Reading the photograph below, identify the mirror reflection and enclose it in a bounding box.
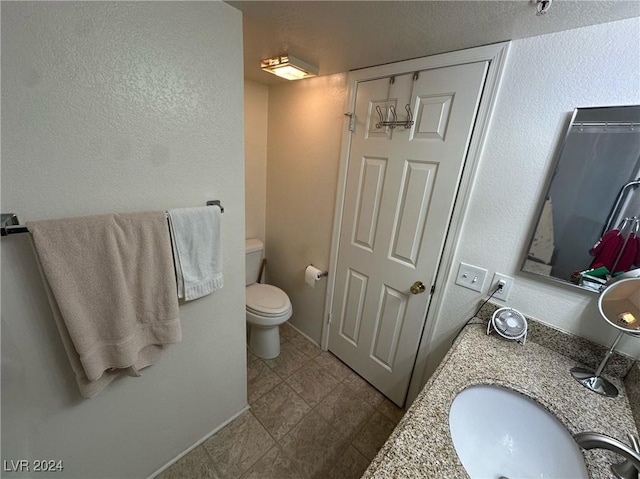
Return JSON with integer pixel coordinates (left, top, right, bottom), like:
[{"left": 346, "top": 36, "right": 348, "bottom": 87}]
[{"left": 523, "top": 105, "right": 640, "bottom": 291}]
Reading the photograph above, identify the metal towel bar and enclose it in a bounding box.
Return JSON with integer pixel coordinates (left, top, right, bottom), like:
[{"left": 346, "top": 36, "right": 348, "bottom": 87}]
[{"left": 1, "top": 200, "right": 224, "bottom": 237}]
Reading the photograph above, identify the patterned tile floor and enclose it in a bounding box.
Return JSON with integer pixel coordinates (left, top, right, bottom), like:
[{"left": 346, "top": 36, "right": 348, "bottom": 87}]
[{"left": 158, "top": 323, "right": 405, "bottom": 479}]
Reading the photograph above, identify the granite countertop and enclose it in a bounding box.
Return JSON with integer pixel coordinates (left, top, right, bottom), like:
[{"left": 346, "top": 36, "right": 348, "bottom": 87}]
[{"left": 362, "top": 324, "right": 638, "bottom": 478}]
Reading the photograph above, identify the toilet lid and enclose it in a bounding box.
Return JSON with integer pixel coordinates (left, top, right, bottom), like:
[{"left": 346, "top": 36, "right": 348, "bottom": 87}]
[{"left": 246, "top": 283, "right": 291, "bottom": 316}]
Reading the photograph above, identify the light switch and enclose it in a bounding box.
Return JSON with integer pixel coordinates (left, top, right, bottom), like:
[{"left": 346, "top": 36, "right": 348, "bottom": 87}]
[{"left": 455, "top": 262, "right": 488, "bottom": 293}]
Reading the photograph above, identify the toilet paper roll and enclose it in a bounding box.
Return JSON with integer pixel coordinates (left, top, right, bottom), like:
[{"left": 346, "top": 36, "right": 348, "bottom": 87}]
[{"left": 305, "top": 265, "right": 324, "bottom": 288}]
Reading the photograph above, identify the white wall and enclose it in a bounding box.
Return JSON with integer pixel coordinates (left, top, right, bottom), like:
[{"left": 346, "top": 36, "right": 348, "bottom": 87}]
[
  {"left": 244, "top": 80, "right": 269, "bottom": 242},
  {"left": 1, "top": 3, "right": 247, "bottom": 478},
  {"left": 265, "top": 74, "right": 347, "bottom": 342},
  {"left": 420, "top": 17, "right": 640, "bottom": 383}
]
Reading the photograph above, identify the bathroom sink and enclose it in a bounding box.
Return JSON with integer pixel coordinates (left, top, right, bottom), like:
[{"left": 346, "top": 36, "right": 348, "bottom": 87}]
[{"left": 449, "top": 385, "right": 588, "bottom": 479}]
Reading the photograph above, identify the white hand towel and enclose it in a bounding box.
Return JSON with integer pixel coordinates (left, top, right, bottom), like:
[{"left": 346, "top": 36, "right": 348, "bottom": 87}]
[{"left": 168, "top": 206, "right": 223, "bottom": 300}]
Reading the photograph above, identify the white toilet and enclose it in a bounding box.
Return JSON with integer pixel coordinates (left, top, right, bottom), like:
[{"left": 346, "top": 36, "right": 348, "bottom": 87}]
[{"left": 245, "top": 238, "right": 292, "bottom": 359}]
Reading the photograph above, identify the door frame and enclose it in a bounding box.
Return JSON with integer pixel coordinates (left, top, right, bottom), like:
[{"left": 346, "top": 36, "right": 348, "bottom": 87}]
[{"left": 321, "top": 42, "right": 511, "bottom": 405}]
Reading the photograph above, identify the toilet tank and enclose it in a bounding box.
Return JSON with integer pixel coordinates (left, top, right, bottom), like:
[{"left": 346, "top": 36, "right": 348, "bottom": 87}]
[{"left": 245, "top": 238, "right": 264, "bottom": 286}]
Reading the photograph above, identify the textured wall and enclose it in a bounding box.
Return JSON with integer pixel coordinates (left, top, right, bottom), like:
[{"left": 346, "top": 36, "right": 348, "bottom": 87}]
[
  {"left": 419, "top": 17, "right": 640, "bottom": 385},
  {"left": 244, "top": 80, "right": 269, "bottom": 242},
  {"left": 265, "top": 73, "right": 347, "bottom": 342},
  {"left": 1, "top": 2, "right": 246, "bottom": 477}
]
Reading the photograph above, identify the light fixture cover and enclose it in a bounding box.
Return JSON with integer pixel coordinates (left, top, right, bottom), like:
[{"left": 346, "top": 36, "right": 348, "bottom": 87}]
[{"left": 261, "top": 54, "right": 318, "bottom": 80}]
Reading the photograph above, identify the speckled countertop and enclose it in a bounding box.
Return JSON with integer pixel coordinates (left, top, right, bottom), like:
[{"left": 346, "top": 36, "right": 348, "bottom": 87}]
[{"left": 362, "top": 324, "right": 638, "bottom": 478}]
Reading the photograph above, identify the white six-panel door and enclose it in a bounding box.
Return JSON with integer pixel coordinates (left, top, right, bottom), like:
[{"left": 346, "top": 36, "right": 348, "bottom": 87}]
[{"left": 328, "top": 61, "right": 488, "bottom": 406}]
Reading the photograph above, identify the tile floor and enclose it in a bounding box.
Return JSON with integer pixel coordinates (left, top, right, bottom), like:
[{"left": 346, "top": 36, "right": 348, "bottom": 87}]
[{"left": 158, "top": 323, "right": 405, "bottom": 479}]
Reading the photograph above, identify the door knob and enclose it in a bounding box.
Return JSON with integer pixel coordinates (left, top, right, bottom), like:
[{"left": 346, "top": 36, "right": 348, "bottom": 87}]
[{"left": 410, "top": 281, "right": 426, "bottom": 294}]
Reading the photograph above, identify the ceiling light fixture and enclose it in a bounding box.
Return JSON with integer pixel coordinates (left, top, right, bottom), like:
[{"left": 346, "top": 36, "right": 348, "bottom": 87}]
[{"left": 260, "top": 54, "right": 318, "bottom": 80}]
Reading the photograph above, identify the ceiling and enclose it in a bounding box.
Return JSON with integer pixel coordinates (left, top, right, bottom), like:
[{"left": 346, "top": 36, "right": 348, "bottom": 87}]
[{"left": 226, "top": 1, "right": 640, "bottom": 85}]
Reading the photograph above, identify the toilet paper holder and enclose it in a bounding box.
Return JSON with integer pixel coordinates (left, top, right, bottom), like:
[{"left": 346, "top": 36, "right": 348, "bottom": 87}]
[
  {"left": 305, "top": 265, "right": 328, "bottom": 288},
  {"left": 308, "top": 264, "right": 328, "bottom": 278}
]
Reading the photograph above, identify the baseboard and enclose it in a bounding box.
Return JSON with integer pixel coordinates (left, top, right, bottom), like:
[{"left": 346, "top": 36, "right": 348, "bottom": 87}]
[
  {"left": 288, "top": 322, "right": 322, "bottom": 348},
  {"left": 147, "top": 404, "right": 250, "bottom": 478}
]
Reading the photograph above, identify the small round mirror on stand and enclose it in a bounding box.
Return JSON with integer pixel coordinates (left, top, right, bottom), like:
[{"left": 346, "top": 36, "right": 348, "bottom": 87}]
[{"left": 571, "top": 277, "right": 640, "bottom": 397}]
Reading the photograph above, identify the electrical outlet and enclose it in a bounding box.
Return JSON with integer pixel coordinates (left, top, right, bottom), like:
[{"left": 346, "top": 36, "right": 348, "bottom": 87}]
[
  {"left": 492, "top": 273, "right": 514, "bottom": 301},
  {"left": 455, "top": 262, "right": 488, "bottom": 293}
]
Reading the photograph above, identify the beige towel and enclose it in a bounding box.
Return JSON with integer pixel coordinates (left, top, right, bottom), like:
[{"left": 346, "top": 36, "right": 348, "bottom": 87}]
[{"left": 28, "top": 212, "right": 181, "bottom": 398}]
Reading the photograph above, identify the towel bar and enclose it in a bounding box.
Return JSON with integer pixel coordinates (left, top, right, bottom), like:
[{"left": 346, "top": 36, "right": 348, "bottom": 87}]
[
  {"left": 206, "top": 200, "right": 224, "bottom": 213},
  {"left": 0, "top": 200, "right": 224, "bottom": 236},
  {"left": 1, "top": 213, "right": 28, "bottom": 236}
]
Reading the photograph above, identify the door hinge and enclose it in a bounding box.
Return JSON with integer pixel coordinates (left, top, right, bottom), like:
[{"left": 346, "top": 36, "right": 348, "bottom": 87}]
[
  {"left": 327, "top": 313, "right": 333, "bottom": 324},
  {"left": 430, "top": 284, "right": 436, "bottom": 295},
  {"left": 344, "top": 112, "right": 356, "bottom": 132}
]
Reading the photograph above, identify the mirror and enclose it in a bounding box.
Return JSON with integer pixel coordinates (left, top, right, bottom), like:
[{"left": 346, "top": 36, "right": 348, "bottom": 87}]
[{"left": 523, "top": 105, "right": 640, "bottom": 292}]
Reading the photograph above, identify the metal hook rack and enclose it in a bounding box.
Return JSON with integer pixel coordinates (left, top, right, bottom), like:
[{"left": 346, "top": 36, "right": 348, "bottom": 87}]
[
  {"left": 375, "top": 104, "right": 414, "bottom": 130},
  {"left": 374, "top": 71, "right": 419, "bottom": 131}
]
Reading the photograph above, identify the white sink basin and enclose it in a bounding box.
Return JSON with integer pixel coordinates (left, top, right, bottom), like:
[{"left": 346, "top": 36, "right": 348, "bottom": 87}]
[{"left": 449, "top": 385, "right": 588, "bottom": 479}]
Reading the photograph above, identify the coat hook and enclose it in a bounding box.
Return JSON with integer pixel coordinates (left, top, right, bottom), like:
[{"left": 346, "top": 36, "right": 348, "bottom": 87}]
[
  {"left": 390, "top": 105, "right": 398, "bottom": 126},
  {"left": 536, "top": 0, "right": 552, "bottom": 15},
  {"left": 375, "top": 105, "right": 386, "bottom": 129},
  {"left": 404, "top": 104, "right": 414, "bottom": 129}
]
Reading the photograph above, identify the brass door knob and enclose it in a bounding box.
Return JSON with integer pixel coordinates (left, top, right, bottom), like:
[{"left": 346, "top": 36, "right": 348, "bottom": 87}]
[{"left": 410, "top": 281, "right": 426, "bottom": 294}]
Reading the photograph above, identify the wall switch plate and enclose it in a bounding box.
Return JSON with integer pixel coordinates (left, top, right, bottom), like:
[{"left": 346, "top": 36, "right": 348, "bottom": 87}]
[
  {"left": 455, "top": 262, "right": 488, "bottom": 293},
  {"left": 492, "top": 272, "right": 514, "bottom": 301}
]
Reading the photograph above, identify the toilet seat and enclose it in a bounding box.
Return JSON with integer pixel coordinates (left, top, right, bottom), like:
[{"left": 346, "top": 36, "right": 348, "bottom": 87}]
[{"left": 246, "top": 283, "right": 291, "bottom": 316}]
